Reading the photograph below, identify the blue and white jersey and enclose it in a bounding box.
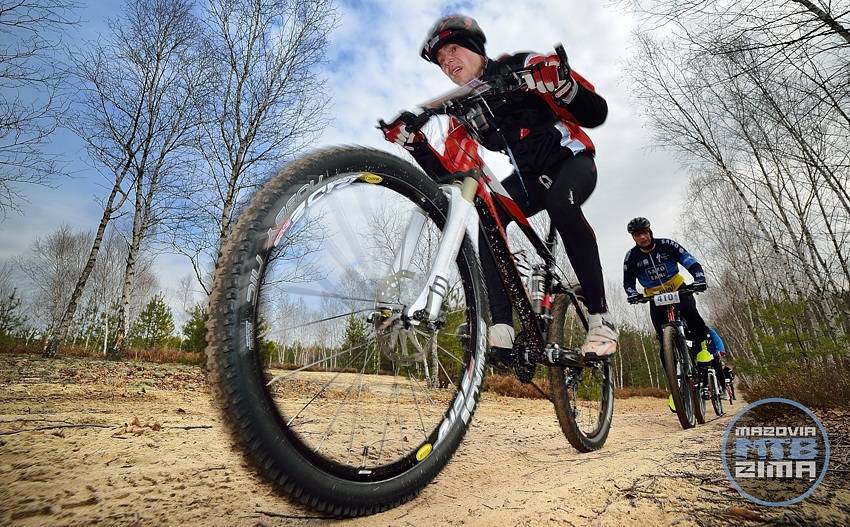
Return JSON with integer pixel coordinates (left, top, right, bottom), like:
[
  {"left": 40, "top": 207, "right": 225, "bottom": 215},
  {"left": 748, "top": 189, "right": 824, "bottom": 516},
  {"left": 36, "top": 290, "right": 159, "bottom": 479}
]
[{"left": 623, "top": 238, "right": 705, "bottom": 296}]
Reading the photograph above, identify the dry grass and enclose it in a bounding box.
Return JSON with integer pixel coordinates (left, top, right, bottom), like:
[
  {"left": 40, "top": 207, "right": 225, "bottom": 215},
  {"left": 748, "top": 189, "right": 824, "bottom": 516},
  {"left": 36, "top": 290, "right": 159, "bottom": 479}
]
[
  {"left": 742, "top": 358, "right": 850, "bottom": 409},
  {"left": 1, "top": 341, "right": 669, "bottom": 400},
  {"left": 484, "top": 373, "right": 552, "bottom": 399},
  {"left": 614, "top": 386, "right": 668, "bottom": 399},
  {"left": 0, "top": 341, "right": 205, "bottom": 366}
]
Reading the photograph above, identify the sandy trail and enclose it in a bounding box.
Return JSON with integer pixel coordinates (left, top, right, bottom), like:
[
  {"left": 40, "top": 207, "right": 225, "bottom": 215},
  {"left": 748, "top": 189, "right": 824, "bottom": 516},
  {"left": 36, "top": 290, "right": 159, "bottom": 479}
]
[{"left": 1, "top": 354, "right": 847, "bottom": 526}]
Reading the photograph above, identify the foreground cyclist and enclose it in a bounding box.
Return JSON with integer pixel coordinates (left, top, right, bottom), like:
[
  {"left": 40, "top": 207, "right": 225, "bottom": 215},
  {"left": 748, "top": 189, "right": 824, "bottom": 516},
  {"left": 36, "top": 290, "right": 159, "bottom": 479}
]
[{"left": 382, "top": 14, "right": 618, "bottom": 357}]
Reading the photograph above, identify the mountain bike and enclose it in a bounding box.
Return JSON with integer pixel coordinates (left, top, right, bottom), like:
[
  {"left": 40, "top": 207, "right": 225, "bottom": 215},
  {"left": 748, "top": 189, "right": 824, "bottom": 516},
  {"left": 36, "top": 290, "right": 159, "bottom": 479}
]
[
  {"left": 206, "top": 46, "right": 614, "bottom": 517},
  {"left": 694, "top": 349, "right": 724, "bottom": 417},
  {"left": 631, "top": 284, "right": 706, "bottom": 429}
]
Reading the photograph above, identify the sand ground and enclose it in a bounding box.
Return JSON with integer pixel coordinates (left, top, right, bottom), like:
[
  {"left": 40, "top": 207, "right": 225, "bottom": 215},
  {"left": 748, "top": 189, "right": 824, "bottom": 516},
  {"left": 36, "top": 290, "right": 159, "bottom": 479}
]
[{"left": 1, "top": 354, "right": 847, "bottom": 526}]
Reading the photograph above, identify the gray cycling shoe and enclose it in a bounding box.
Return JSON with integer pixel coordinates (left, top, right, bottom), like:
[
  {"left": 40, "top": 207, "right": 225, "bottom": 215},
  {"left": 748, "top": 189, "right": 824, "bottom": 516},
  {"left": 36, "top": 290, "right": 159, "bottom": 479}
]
[
  {"left": 488, "top": 323, "right": 515, "bottom": 349},
  {"left": 581, "top": 313, "right": 618, "bottom": 357}
]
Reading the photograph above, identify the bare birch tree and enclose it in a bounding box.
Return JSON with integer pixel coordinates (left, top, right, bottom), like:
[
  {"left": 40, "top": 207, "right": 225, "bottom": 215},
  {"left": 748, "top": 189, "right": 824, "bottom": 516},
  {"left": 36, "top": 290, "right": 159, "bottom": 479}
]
[
  {"left": 171, "top": 0, "right": 336, "bottom": 294},
  {"left": 0, "top": 0, "right": 77, "bottom": 218},
  {"left": 623, "top": 0, "right": 850, "bottom": 372},
  {"left": 15, "top": 225, "right": 88, "bottom": 333},
  {"left": 106, "top": 0, "right": 203, "bottom": 359},
  {"left": 42, "top": 0, "right": 199, "bottom": 357}
]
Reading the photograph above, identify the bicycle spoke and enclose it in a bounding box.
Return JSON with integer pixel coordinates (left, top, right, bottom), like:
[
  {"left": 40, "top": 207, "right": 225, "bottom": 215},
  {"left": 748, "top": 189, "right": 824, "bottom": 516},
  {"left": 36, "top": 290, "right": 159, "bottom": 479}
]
[
  {"left": 375, "top": 373, "right": 402, "bottom": 464},
  {"left": 268, "top": 340, "right": 372, "bottom": 387},
  {"left": 270, "top": 284, "right": 402, "bottom": 305},
  {"left": 284, "top": 345, "right": 369, "bottom": 427},
  {"left": 282, "top": 308, "right": 376, "bottom": 332},
  {"left": 436, "top": 358, "right": 459, "bottom": 391},
  {"left": 405, "top": 370, "right": 429, "bottom": 441},
  {"left": 314, "top": 343, "right": 376, "bottom": 455}
]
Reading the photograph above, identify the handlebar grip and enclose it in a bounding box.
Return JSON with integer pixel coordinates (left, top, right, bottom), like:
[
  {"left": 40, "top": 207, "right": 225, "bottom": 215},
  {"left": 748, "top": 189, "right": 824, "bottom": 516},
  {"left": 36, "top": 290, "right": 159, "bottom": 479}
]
[
  {"left": 554, "top": 43, "right": 571, "bottom": 77},
  {"left": 377, "top": 119, "right": 388, "bottom": 130}
]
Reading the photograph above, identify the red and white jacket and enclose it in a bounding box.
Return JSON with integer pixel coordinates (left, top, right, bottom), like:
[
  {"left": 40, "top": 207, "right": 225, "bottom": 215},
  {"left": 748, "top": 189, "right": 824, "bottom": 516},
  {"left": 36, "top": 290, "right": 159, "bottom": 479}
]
[{"left": 410, "top": 51, "right": 608, "bottom": 179}]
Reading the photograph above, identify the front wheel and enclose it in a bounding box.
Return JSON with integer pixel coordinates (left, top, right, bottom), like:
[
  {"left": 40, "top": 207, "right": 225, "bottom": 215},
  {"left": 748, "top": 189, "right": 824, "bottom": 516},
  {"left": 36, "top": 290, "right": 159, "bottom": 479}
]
[
  {"left": 206, "top": 147, "right": 489, "bottom": 516},
  {"left": 661, "top": 325, "right": 695, "bottom": 429},
  {"left": 547, "top": 294, "right": 614, "bottom": 452}
]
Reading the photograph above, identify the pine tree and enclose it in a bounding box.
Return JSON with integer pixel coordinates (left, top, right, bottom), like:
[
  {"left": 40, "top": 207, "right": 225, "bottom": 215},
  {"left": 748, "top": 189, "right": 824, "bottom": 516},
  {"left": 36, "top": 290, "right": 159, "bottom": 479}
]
[
  {"left": 339, "top": 315, "right": 370, "bottom": 369},
  {"left": 129, "top": 294, "right": 175, "bottom": 348},
  {"left": 181, "top": 304, "right": 207, "bottom": 353},
  {"left": 0, "top": 289, "right": 25, "bottom": 345}
]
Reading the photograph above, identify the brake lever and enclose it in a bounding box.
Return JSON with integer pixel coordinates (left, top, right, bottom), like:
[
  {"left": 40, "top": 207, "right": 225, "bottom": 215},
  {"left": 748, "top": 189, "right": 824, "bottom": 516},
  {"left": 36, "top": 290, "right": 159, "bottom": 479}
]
[{"left": 554, "top": 43, "right": 571, "bottom": 79}]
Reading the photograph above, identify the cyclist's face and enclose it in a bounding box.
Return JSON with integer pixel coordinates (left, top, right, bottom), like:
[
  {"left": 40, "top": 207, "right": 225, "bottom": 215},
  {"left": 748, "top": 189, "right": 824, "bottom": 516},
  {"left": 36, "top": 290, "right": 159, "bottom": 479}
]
[
  {"left": 437, "top": 43, "right": 484, "bottom": 85},
  {"left": 632, "top": 230, "right": 652, "bottom": 248}
]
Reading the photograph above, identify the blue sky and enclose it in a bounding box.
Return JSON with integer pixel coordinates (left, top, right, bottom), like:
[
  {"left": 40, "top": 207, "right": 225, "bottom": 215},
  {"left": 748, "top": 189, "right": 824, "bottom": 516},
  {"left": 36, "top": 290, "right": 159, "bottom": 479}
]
[{"left": 0, "top": 0, "right": 697, "bottom": 320}]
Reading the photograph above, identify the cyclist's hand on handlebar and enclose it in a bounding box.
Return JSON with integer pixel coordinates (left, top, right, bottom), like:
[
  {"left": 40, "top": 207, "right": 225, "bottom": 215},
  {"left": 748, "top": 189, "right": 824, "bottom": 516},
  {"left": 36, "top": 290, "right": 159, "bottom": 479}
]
[
  {"left": 379, "top": 111, "right": 426, "bottom": 151},
  {"left": 627, "top": 294, "right": 643, "bottom": 305},
  {"left": 692, "top": 279, "right": 708, "bottom": 292},
  {"left": 522, "top": 57, "right": 576, "bottom": 102}
]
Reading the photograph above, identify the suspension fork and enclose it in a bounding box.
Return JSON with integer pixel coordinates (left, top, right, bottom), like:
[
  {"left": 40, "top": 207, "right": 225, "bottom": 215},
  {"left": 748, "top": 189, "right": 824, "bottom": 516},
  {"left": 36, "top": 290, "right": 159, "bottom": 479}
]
[{"left": 404, "top": 177, "right": 480, "bottom": 322}]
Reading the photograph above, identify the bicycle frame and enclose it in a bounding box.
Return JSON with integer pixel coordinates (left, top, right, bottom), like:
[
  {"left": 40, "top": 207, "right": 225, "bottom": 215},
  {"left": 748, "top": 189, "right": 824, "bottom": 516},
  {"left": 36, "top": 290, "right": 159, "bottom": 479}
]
[{"left": 398, "top": 166, "right": 573, "bottom": 354}]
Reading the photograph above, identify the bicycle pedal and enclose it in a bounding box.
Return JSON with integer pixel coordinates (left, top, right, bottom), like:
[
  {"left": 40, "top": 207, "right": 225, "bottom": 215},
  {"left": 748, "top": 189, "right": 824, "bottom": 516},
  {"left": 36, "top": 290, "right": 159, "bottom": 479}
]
[
  {"left": 581, "top": 351, "right": 601, "bottom": 361},
  {"left": 541, "top": 346, "right": 594, "bottom": 367}
]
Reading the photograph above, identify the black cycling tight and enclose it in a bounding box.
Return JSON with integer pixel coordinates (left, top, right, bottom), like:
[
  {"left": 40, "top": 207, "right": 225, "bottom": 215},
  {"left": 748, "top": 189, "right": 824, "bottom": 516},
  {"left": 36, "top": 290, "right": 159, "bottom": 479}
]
[{"left": 478, "top": 152, "right": 608, "bottom": 324}]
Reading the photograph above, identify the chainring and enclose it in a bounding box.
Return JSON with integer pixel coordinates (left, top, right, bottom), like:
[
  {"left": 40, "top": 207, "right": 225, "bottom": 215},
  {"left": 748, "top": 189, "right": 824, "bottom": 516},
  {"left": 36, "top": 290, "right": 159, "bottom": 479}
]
[{"left": 512, "top": 332, "right": 538, "bottom": 384}]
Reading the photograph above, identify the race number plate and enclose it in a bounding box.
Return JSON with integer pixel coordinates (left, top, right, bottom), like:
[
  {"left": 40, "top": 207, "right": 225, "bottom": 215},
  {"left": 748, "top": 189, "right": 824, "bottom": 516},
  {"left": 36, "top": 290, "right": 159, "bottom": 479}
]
[{"left": 654, "top": 291, "right": 680, "bottom": 306}]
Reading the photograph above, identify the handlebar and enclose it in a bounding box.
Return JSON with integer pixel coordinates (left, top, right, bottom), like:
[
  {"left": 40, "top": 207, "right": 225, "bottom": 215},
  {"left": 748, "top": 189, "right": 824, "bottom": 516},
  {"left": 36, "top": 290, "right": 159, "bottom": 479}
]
[
  {"left": 630, "top": 283, "right": 705, "bottom": 305},
  {"left": 379, "top": 44, "right": 571, "bottom": 135}
]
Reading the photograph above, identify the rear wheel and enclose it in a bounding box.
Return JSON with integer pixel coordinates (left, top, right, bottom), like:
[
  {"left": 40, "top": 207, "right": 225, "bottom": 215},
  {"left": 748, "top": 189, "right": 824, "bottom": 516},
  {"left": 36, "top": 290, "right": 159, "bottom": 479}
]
[
  {"left": 661, "top": 326, "right": 695, "bottom": 429},
  {"left": 206, "top": 147, "right": 488, "bottom": 516},
  {"left": 709, "top": 372, "right": 724, "bottom": 416},
  {"left": 548, "top": 294, "right": 614, "bottom": 452}
]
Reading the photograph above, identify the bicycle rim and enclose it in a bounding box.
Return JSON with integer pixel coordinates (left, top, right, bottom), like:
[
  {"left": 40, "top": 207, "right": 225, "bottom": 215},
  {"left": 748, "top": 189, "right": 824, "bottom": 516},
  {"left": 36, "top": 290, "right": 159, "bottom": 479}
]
[{"left": 207, "top": 148, "right": 490, "bottom": 515}]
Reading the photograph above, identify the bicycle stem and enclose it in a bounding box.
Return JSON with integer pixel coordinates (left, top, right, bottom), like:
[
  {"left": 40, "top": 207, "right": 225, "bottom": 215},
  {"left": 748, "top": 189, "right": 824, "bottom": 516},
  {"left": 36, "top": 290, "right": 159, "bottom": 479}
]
[{"left": 405, "top": 177, "right": 480, "bottom": 322}]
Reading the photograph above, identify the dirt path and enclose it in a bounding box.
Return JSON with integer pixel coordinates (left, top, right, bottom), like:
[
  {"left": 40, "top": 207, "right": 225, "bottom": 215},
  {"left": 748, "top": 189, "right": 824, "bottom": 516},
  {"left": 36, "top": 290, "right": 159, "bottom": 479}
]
[{"left": 1, "top": 354, "right": 847, "bottom": 526}]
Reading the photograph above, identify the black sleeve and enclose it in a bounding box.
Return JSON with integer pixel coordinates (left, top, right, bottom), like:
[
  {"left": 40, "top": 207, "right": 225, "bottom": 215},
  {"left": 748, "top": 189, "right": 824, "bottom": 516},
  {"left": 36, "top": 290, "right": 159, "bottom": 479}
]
[
  {"left": 561, "top": 82, "right": 608, "bottom": 128},
  {"left": 623, "top": 250, "right": 639, "bottom": 296}
]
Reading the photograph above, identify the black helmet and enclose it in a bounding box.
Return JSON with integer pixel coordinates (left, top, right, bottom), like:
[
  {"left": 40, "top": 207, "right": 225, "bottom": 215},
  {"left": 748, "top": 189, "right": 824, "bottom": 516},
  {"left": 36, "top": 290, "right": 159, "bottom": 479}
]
[
  {"left": 420, "top": 15, "right": 486, "bottom": 64},
  {"left": 627, "top": 217, "right": 651, "bottom": 234}
]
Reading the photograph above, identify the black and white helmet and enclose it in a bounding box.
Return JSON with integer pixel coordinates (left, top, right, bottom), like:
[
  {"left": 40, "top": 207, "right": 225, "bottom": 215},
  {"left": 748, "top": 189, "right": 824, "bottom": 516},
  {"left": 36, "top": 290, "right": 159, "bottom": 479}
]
[
  {"left": 627, "top": 217, "right": 651, "bottom": 234},
  {"left": 420, "top": 15, "right": 487, "bottom": 64}
]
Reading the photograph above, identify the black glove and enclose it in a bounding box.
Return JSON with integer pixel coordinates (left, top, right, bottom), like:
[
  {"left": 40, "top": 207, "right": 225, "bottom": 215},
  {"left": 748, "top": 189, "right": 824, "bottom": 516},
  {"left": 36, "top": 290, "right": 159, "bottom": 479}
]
[
  {"left": 692, "top": 280, "right": 708, "bottom": 292},
  {"left": 627, "top": 294, "right": 643, "bottom": 305}
]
